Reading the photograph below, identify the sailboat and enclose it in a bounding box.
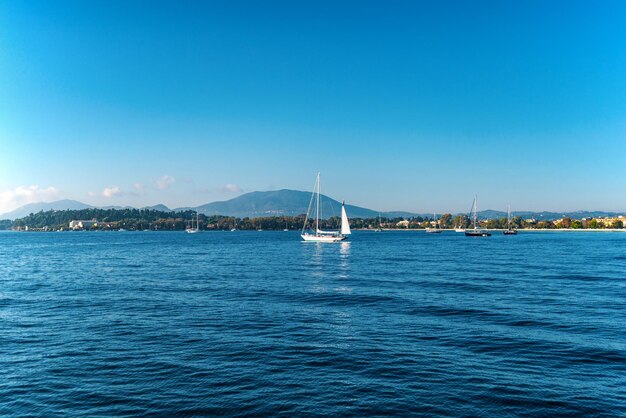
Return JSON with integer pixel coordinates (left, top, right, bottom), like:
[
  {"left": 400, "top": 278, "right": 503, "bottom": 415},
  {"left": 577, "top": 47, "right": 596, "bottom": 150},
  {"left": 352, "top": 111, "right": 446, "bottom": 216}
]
[
  {"left": 375, "top": 213, "right": 383, "bottom": 232},
  {"left": 453, "top": 216, "right": 464, "bottom": 232},
  {"left": 301, "top": 172, "right": 351, "bottom": 242},
  {"left": 426, "top": 212, "right": 442, "bottom": 233},
  {"left": 284, "top": 220, "right": 289, "bottom": 232},
  {"left": 503, "top": 205, "right": 518, "bottom": 235},
  {"left": 230, "top": 219, "right": 237, "bottom": 232},
  {"left": 465, "top": 195, "right": 491, "bottom": 237},
  {"left": 186, "top": 212, "right": 200, "bottom": 234}
]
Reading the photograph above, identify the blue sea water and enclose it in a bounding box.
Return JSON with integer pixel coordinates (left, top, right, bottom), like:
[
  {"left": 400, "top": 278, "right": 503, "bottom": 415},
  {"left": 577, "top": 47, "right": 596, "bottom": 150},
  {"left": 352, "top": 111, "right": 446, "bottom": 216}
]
[{"left": 1, "top": 230, "right": 625, "bottom": 416}]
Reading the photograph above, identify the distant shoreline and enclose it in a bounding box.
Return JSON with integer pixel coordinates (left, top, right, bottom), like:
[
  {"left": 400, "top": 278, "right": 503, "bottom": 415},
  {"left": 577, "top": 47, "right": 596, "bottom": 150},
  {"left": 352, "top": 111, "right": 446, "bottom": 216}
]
[
  {"left": 357, "top": 228, "right": 626, "bottom": 232},
  {"left": 6, "top": 229, "right": 625, "bottom": 234},
  {"left": 6, "top": 207, "right": 625, "bottom": 232}
]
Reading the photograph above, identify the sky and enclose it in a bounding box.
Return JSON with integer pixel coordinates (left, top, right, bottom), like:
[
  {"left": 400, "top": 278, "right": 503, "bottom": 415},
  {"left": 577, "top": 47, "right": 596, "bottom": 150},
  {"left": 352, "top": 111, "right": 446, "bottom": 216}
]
[{"left": 1, "top": 0, "right": 626, "bottom": 215}]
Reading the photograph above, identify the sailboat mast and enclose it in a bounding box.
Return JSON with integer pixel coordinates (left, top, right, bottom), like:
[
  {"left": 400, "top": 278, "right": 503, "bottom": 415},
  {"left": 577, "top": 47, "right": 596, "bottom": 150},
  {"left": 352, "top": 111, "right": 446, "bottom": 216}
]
[
  {"left": 316, "top": 172, "right": 320, "bottom": 233},
  {"left": 474, "top": 195, "right": 478, "bottom": 228},
  {"left": 507, "top": 205, "right": 511, "bottom": 229}
]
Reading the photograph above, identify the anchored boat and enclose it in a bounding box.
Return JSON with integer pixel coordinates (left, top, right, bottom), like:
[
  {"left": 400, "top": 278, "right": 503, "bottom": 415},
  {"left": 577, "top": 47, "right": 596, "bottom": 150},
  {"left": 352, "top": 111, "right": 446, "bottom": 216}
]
[
  {"left": 426, "top": 212, "right": 442, "bottom": 233},
  {"left": 465, "top": 195, "right": 491, "bottom": 237},
  {"left": 186, "top": 212, "right": 200, "bottom": 234},
  {"left": 503, "top": 205, "right": 518, "bottom": 235},
  {"left": 301, "top": 172, "right": 351, "bottom": 242},
  {"left": 375, "top": 214, "right": 383, "bottom": 232}
]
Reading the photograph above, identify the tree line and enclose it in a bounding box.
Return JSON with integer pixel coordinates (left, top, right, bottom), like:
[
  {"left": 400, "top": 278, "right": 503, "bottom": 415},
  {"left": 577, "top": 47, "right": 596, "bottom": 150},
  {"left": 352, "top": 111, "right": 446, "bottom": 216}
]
[{"left": 2, "top": 209, "right": 623, "bottom": 231}]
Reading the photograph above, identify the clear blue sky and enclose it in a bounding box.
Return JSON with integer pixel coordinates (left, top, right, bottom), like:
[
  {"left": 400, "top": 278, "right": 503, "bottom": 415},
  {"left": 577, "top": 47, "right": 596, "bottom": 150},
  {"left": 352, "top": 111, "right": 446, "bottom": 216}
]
[{"left": 1, "top": 0, "right": 625, "bottom": 214}]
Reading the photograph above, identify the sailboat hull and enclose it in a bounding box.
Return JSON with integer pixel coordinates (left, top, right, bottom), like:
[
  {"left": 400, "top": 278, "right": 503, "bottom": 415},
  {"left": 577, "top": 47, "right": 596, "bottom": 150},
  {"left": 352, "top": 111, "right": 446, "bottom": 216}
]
[
  {"left": 465, "top": 229, "right": 491, "bottom": 237},
  {"left": 301, "top": 234, "right": 346, "bottom": 242}
]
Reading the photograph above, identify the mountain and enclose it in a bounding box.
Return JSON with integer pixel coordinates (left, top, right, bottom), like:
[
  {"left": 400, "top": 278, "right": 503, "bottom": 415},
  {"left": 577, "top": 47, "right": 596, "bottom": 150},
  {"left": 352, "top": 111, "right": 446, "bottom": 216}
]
[
  {"left": 142, "top": 204, "right": 170, "bottom": 212},
  {"left": 99, "top": 205, "right": 134, "bottom": 210},
  {"left": 100, "top": 204, "right": 170, "bottom": 211},
  {"left": 1, "top": 199, "right": 93, "bottom": 220},
  {"left": 475, "top": 210, "right": 626, "bottom": 221},
  {"left": 4, "top": 194, "right": 623, "bottom": 221},
  {"left": 1, "top": 201, "right": 170, "bottom": 220},
  {"left": 510, "top": 210, "right": 625, "bottom": 221},
  {"left": 192, "top": 189, "right": 384, "bottom": 219}
]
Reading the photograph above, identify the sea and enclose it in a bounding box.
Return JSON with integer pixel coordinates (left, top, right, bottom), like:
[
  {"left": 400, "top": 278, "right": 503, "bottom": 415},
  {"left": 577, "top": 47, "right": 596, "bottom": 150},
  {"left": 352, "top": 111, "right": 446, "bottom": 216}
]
[{"left": 1, "top": 230, "right": 625, "bottom": 416}]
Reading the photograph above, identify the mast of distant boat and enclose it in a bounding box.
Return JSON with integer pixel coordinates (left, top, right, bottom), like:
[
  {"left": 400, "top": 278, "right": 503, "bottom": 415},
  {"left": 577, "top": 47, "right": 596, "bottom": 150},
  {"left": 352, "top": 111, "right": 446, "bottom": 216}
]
[
  {"left": 316, "top": 172, "right": 320, "bottom": 234},
  {"left": 474, "top": 195, "right": 478, "bottom": 229},
  {"left": 507, "top": 205, "right": 511, "bottom": 229},
  {"left": 504, "top": 204, "right": 518, "bottom": 235}
]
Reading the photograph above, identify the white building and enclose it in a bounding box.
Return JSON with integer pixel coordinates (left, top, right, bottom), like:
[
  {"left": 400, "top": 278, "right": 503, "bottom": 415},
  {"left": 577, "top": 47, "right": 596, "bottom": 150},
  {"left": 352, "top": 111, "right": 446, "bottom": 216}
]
[{"left": 69, "top": 220, "right": 97, "bottom": 230}]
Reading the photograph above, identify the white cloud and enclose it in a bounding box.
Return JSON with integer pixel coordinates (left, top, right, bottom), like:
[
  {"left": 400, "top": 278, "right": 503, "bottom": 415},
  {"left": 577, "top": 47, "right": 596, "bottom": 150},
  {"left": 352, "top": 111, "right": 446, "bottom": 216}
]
[
  {"left": 101, "top": 186, "right": 123, "bottom": 198},
  {"left": 0, "top": 185, "right": 60, "bottom": 214},
  {"left": 154, "top": 175, "right": 175, "bottom": 190},
  {"left": 221, "top": 183, "right": 243, "bottom": 194},
  {"left": 133, "top": 182, "right": 145, "bottom": 191}
]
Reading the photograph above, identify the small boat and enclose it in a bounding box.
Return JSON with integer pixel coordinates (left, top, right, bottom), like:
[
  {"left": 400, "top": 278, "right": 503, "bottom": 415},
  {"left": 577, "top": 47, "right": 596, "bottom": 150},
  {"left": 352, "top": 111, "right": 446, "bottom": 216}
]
[
  {"left": 426, "top": 212, "right": 442, "bottom": 233},
  {"left": 301, "top": 172, "right": 350, "bottom": 242},
  {"left": 465, "top": 229, "right": 491, "bottom": 237},
  {"left": 231, "top": 219, "right": 237, "bottom": 232},
  {"left": 503, "top": 205, "right": 518, "bottom": 235},
  {"left": 284, "top": 220, "right": 289, "bottom": 231},
  {"left": 186, "top": 212, "right": 200, "bottom": 234},
  {"left": 375, "top": 214, "right": 383, "bottom": 232},
  {"left": 465, "top": 195, "right": 491, "bottom": 237}
]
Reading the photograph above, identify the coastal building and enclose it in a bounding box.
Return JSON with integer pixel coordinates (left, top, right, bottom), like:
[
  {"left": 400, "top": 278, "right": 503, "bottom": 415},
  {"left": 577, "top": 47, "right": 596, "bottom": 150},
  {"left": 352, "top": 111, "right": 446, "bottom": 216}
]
[
  {"left": 69, "top": 220, "right": 97, "bottom": 230},
  {"left": 396, "top": 220, "right": 410, "bottom": 228},
  {"left": 594, "top": 217, "right": 625, "bottom": 228}
]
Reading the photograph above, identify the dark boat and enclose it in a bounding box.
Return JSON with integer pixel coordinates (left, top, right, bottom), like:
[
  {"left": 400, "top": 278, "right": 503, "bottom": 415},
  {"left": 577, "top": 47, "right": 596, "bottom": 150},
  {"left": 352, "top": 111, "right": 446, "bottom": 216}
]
[
  {"left": 465, "top": 229, "right": 491, "bottom": 237},
  {"left": 465, "top": 195, "right": 491, "bottom": 237},
  {"left": 503, "top": 205, "right": 517, "bottom": 235}
]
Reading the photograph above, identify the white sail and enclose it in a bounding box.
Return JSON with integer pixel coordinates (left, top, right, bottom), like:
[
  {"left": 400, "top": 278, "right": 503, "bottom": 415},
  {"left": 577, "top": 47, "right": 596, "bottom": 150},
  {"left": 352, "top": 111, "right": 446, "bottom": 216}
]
[{"left": 340, "top": 202, "right": 351, "bottom": 235}]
